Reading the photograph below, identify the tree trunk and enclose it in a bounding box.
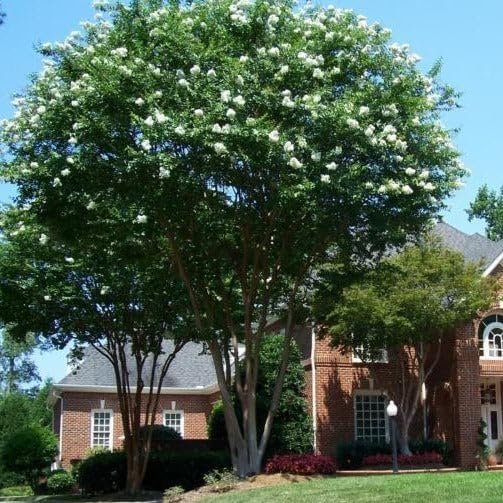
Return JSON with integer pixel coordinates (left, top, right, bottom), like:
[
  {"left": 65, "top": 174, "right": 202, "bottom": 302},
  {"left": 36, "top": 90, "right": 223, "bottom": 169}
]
[
  {"left": 124, "top": 438, "right": 144, "bottom": 495},
  {"left": 397, "top": 422, "right": 412, "bottom": 455}
]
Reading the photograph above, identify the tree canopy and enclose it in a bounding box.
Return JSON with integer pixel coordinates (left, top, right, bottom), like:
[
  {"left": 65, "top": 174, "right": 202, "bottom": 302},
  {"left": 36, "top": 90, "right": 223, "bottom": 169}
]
[
  {"left": 0, "top": 0, "right": 466, "bottom": 475},
  {"left": 468, "top": 185, "right": 503, "bottom": 241},
  {"left": 325, "top": 240, "right": 498, "bottom": 452}
]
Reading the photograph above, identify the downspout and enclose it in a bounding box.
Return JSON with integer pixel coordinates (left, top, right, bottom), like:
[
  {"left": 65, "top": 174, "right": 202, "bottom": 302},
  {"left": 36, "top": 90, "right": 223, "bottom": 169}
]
[
  {"left": 311, "top": 323, "right": 318, "bottom": 453},
  {"left": 52, "top": 391, "right": 63, "bottom": 465}
]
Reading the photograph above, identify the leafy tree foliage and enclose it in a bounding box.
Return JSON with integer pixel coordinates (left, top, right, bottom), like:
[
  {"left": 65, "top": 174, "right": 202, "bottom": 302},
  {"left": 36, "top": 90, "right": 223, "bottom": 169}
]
[
  {"left": 325, "top": 240, "right": 498, "bottom": 453},
  {"left": 208, "top": 334, "right": 313, "bottom": 455},
  {"left": 467, "top": 185, "right": 503, "bottom": 241},
  {"left": 0, "top": 329, "right": 40, "bottom": 393},
  {"left": 1, "top": 425, "right": 58, "bottom": 491},
  {"left": 0, "top": 0, "right": 465, "bottom": 475}
]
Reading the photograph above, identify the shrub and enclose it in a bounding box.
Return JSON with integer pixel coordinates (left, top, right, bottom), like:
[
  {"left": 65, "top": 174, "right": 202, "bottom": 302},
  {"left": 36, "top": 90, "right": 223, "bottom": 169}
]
[
  {"left": 362, "top": 452, "right": 443, "bottom": 466},
  {"left": 163, "top": 485, "right": 184, "bottom": 503},
  {"left": 77, "top": 451, "right": 127, "bottom": 495},
  {"left": 335, "top": 441, "right": 391, "bottom": 470},
  {"left": 409, "top": 438, "right": 452, "bottom": 465},
  {"left": 47, "top": 471, "right": 74, "bottom": 494},
  {"left": 203, "top": 468, "right": 239, "bottom": 493},
  {"left": 264, "top": 454, "right": 336, "bottom": 475},
  {"left": 140, "top": 425, "right": 182, "bottom": 451},
  {"left": 0, "top": 469, "right": 25, "bottom": 489},
  {"left": 144, "top": 450, "right": 231, "bottom": 491},
  {"left": 0, "top": 425, "right": 58, "bottom": 491},
  {"left": 208, "top": 335, "right": 313, "bottom": 455},
  {"left": 0, "top": 485, "right": 33, "bottom": 497}
]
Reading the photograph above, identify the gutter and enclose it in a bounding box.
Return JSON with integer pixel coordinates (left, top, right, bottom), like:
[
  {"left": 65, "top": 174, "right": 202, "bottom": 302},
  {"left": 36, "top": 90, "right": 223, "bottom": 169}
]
[
  {"left": 52, "top": 383, "right": 220, "bottom": 395},
  {"left": 482, "top": 251, "right": 503, "bottom": 277},
  {"left": 51, "top": 390, "right": 63, "bottom": 464},
  {"left": 311, "top": 323, "right": 318, "bottom": 453}
]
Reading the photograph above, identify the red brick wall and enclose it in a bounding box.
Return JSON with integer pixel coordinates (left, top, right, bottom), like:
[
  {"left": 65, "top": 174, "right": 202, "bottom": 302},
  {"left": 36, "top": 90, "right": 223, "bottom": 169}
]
[{"left": 58, "top": 392, "right": 217, "bottom": 469}]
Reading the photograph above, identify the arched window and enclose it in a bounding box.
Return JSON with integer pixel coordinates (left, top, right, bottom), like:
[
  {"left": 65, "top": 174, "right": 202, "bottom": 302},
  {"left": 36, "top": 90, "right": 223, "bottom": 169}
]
[{"left": 479, "top": 314, "right": 503, "bottom": 359}]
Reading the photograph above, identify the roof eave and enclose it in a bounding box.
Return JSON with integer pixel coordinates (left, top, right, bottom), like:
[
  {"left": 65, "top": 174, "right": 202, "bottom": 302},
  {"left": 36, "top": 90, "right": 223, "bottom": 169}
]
[
  {"left": 53, "top": 383, "right": 219, "bottom": 395},
  {"left": 482, "top": 251, "right": 503, "bottom": 277}
]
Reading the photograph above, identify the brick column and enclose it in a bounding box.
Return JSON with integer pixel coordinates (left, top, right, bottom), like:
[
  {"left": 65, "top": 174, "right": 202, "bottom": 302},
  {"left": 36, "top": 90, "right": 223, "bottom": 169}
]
[{"left": 453, "top": 322, "right": 480, "bottom": 469}]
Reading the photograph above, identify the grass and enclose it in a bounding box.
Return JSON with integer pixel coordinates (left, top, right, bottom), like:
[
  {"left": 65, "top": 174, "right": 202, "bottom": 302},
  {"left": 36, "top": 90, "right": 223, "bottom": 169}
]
[{"left": 203, "top": 471, "right": 503, "bottom": 503}]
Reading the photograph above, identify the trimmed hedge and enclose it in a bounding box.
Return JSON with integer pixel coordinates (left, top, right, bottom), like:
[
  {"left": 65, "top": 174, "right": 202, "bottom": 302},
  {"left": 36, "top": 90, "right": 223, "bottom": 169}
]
[
  {"left": 362, "top": 452, "right": 442, "bottom": 466},
  {"left": 47, "top": 471, "right": 75, "bottom": 494},
  {"left": 139, "top": 425, "right": 182, "bottom": 452},
  {"left": 265, "top": 454, "right": 336, "bottom": 475},
  {"left": 78, "top": 449, "right": 231, "bottom": 495}
]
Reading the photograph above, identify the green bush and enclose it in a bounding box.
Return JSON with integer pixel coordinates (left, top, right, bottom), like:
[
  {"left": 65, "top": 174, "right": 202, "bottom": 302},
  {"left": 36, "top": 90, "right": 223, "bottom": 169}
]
[
  {"left": 0, "top": 485, "right": 33, "bottom": 497},
  {"left": 78, "top": 449, "right": 231, "bottom": 494},
  {"left": 0, "top": 425, "right": 58, "bottom": 490},
  {"left": 207, "top": 334, "right": 313, "bottom": 456},
  {"left": 0, "top": 469, "right": 25, "bottom": 489},
  {"left": 140, "top": 425, "right": 182, "bottom": 451},
  {"left": 47, "top": 471, "right": 74, "bottom": 494},
  {"left": 163, "top": 485, "right": 184, "bottom": 503},
  {"left": 409, "top": 438, "right": 452, "bottom": 465},
  {"left": 77, "top": 451, "right": 127, "bottom": 495}
]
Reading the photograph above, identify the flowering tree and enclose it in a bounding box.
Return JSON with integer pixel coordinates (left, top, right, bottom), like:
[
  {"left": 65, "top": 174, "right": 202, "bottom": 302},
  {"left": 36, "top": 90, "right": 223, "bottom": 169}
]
[
  {"left": 1, "top": 0, "right": 465, "bottom": 475},
  {"left": 325, "top": 241, "right": 497, "bottom": 453},
  {"left": 0, "top": 211, "right": 194, "bottom": 493}
]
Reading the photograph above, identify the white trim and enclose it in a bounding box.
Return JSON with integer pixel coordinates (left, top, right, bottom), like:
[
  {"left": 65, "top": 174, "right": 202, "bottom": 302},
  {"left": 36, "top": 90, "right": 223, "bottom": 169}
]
[
  {"left": 311, "top": 324, "right": 317, "bottom": 453},
  {"left": 479, "top": 316, "right": 503, "bottom": 360},
  {"left": 353, "top": 389, "right": 390, "bottom": 443},
  {"left": 352, "top": 347, "right": 389, "bottom": 364},
  {"left": 90, "top": 409, "right": 114, "bottom": 450},
  {"left": 480, "top": 379, "right": 503, "bottom": 451},
  {"left": 59, "top": 395, "right": 63, "bottom": 463},
  {"left": 483, "top": 251, "right": 503, "bottom": 277},
  {"left": 163, "top": 409, "right": 184, "bottom": 438},
  {"left": 53, "top": 383, "right": 219, "bottom": 395}
]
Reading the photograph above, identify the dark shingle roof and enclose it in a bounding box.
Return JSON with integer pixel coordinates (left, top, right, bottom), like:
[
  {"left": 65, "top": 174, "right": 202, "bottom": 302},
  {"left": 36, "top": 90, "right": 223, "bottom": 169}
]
[
  {"left": 57, "top": 341, "right": 217, "bottom": 389},
  {"left": 434, "top": 222, "right": 503, "bottom": 269}
]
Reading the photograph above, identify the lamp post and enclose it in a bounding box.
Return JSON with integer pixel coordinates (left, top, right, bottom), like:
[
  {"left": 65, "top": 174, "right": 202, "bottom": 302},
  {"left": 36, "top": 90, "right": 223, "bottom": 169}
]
[{"left": 387, "top": 400, "right": 399, "bottom": 474}]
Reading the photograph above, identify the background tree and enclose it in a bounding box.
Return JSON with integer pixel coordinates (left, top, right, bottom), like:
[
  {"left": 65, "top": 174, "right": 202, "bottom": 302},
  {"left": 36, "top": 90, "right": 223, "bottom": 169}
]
[
  {"left": 325, "top": 240, "right": 498, "bottom": 453},
  {"left": 0, "top": 212, "right": 194, "bottom": 494},
  {"left": 208, "top": 333, "right": 313, "bottom": 455},
  {"left": 0, "top": 0, "right": 465, "bottom": 475},
  {"left": 0, "top": 329, "right": 40, "bottom": 393},
  {"left": 467, "top": 185, "right": 503, "bottom": 240},
  {"left": 0, "top": 3, "right": 5, "bottom": 25}
]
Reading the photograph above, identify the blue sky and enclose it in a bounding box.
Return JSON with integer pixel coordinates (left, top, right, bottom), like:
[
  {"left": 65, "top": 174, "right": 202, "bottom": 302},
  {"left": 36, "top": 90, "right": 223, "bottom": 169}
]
[{"left": 0, "top": 0, "right": 502, "bottom": 383}]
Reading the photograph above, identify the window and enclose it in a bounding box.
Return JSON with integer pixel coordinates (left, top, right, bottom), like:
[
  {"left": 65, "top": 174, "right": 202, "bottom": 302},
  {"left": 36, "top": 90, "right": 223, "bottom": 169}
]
[
  {"left": 354, "top": 392, "right": 388, "bottom": 443},
  {"left": 352, "top": 346, "right": 388, "bottom": 364},
  {"left": 164, "top": 410, "right": 184, "bottom": 437},
  {"left": 91, "top": 410, "right": 113, "bottom": 449},
  {"left": 479, "top": 314, "right": 503, "bottom": 359}
]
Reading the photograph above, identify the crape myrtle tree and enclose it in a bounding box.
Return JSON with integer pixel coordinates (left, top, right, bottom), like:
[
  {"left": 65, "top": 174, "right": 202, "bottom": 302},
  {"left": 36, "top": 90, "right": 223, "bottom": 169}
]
[
  {"left": 0, "top": 210, "right": 195, "bottom": 493},
  {"left": 468, "top": 185, "right": 503, "bottom": 241},
  {"left": 0, "top": 0, "right": 466, "bottom": 475},
  {"left": 325, "top": 240, "right": 497, "bottom": 454}
]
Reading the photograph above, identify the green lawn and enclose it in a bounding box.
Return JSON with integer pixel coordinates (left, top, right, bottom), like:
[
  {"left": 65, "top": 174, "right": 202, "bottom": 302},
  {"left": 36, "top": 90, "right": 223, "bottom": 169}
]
[{"left": 204, "top": 472, "right": 503, "bottom": 503}]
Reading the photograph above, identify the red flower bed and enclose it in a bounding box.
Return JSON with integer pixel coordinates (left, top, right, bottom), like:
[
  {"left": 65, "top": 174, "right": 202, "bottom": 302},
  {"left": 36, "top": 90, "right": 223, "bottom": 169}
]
[
  {"left": 362, "top": 451, "right": 443, "bottom": 467},
  {"left": 265, "top": 454, "right": 337, "bottom": 475}
]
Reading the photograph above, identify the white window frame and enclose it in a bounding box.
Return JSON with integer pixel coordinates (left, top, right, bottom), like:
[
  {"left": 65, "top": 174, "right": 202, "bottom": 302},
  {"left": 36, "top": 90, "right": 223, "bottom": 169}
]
[
  {"left": 353, "top": 390, "right": 389, "bottom": 444},
  {"left": 352, "top": 346, "right": 388, "bottom": 364},
  {"left": 479, "top": 315, "right": 503, "bottom": 359},
  {"left": 163, "top": 410, "right": 184, "bottom": 438},
  {"left": 90, "top": 409, "right": 114, "bottom": 450}
]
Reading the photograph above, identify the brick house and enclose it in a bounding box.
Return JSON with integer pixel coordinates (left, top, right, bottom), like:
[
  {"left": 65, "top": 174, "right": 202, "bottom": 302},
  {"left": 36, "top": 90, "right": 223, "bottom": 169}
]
[{"left": 52, "top": 222, "right": 503, "bottom": 469}]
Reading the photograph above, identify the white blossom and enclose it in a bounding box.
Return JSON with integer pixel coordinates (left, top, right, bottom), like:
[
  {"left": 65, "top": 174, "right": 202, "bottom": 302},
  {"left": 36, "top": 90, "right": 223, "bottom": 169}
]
[
  {"left": 86, "top": 201, "right": 96, "bottom": 210},
  {"left": 326, "top": 162, "right": 338, "bottom": 170},
  {"left": 239, "top": 55, "right": 249, "bottom": 63},
  {"left": 61, "top": 168, "right": 71, "bottom": 177},
  {"left": 359, "top": 106, "right": 370, "bottom": 116},
  {"left": 214, "top": 142, "right": 227, "bottom": 155},
  {"left": 311, "top": 151, "right": 321, "bottom": 162},
  {"left": 424, "top": 182, "right": 435, "bottom": 191},
  {"left": 30, "top": 161, "right": 39, "bottom": 169},
  {"left": 111, "top": 47, "right": 128, "bottom": 58},
  {"left": 52, "top": 177, "right": 62, "bottom": 187},
  {"left": 194, "top": 109, "right": 204, "bottom": 117},
  {"left": 282, "top": 96, "right": 294, "bottom": 108},
  {"left": 268, "top": 47, "right": 280, "bottom": 57},
  {"left": 39, "top": 234, "right": 48, "bottom": 245},
  {"left": 283, "top": 141, "right": 294, "bottom": 153},
  {"left": 159, "top": 167, "right": 171, "bottom": 178},
  {"left": 154, "top": 110, "right": 168, "bottom": 123},
  {"left": 236, "top": 75, "right": 244, "bottom": 86},
  {"left": 37, "top": 105, "right": 46, "bottom": 114},
  {"left": 71, "top": 100, "right": 79, "bottom": 107},
  {"left": 288, "top": 157, "right": 303, "bottom": 169},
  {"left": 65, "top": 256, "right": 75, "bottom": 264},
  {"left": 347, "top": 118, "right": 359, "bottom": 129},
  {"left": 313, "top": 68, "right": 324, "bottom": 79},
  {"left": 135, "top": 214, "right": 147, "bottom": 224},
  {"left": 144, "top": 116, "right": 155, "bottom": 126},
  {"left": 232, "top": 95, "right": 246, "bottom": 107},
  {"left": 174, "top": 125, "right": 185, "bottom": 135},
  {"left": 268, "top": 130, "right": 280, "bottom": 142},
  {"left": 190, "top": 64, "right": 201, "bottom": 75},
  {"left": 402, "top": 185, "right": 413, "bottom": 194},
  {"left": 226, "top": 108, "right": 236, "bottom": 119},
  {"left": 320, "top": 174, "right": 330, "bottom": 183},
  {"left": 177, "top": 79, "right": 189, "bottom": 88},
  {"left": 268, "top": 14, "right": 279, "bottom": 25},
  {"left": 100, "top": 286, "right": 110, "bottom": 295},
  {"left": 405, "top": 167, "right": 416, "bottom": 176},
  {"left": 66, "top": 157, "right": 75, "bottom": 164},
  {"left": 212, "top": 123, "right": 222, "bottom": 133},
  {"left": 141, "top": 139, "right": 152, "bottom": 151},
  {"left": 221, "top": 90, "right": 231, "bottom": 103},
  {"left": 207, "top": 68, "right": 217, "bottom": 77},
  {"left": 279, "top": 65, "right": 289, "bottom": 75},
  {"left": 68, "top": 137, "right": 78, "bottom": 145},
  {"left": 419, "top": 170, "right": 430, "bottom": 179},
  {"left": 44, "top": 295, "right": 51, "bottom": 301}
]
